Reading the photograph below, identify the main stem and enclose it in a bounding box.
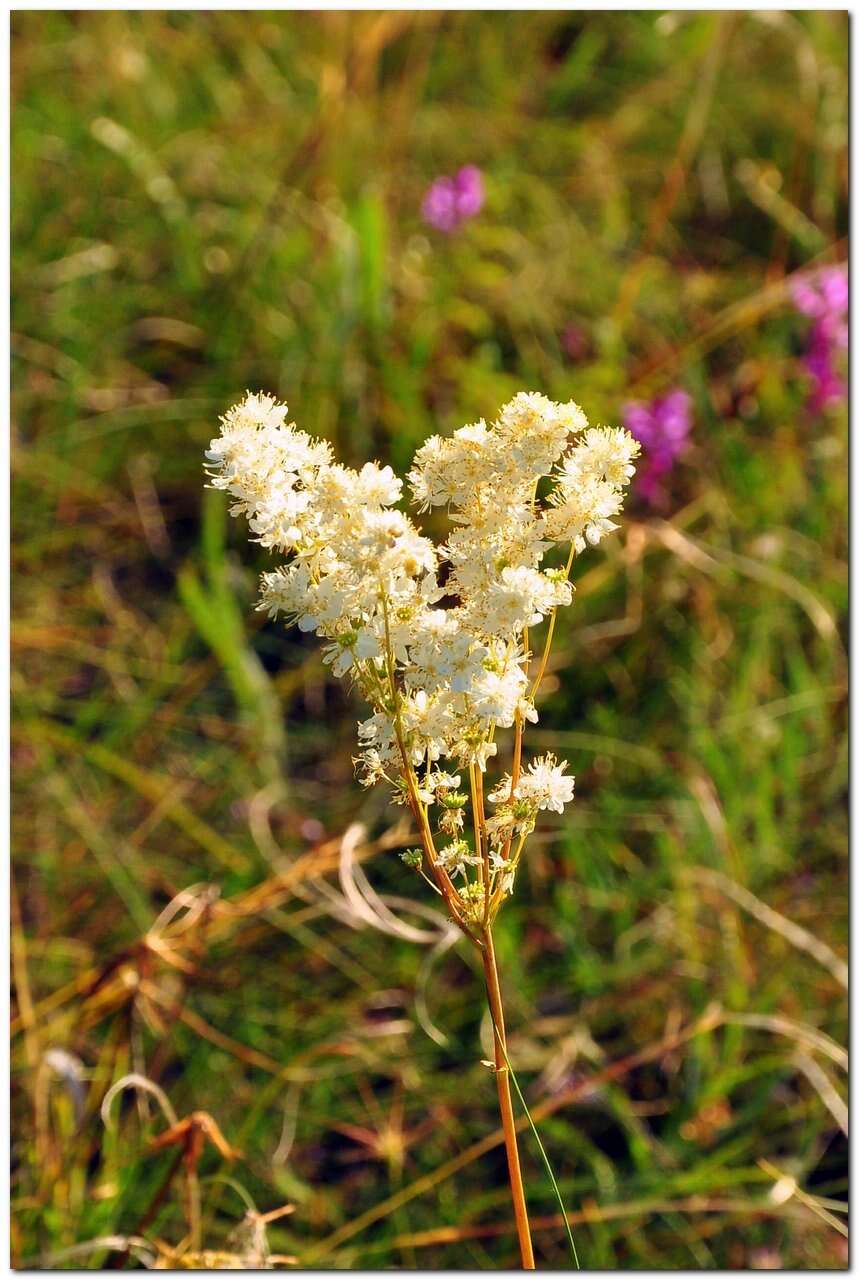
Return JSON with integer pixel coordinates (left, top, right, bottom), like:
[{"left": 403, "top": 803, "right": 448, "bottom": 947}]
[{"left": 481, "top": 924, "right": 535, "bottom": 1269}]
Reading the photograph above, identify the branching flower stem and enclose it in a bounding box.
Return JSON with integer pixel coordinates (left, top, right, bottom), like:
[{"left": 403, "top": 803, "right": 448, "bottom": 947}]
[
  {"left": 383, "top": 591, "right": 535, "bottom": 1261},
  {"left": 529, "top": 544, "right": 576, "bottom": 703},
  {"left": 380, "top": 593, "right": 479, "bottom": 944},
  {"left": 461, "top": 726, "right": 535, "bottom": 1266},
  {"left": 471, "top": 543, "right": 580, "bottom": 1262},
  {"left": 206, "top": 390, "right": 641, "bottom": 1272},
  {"left": 469, "top": 764, "right": 485, "bottom": 885}
]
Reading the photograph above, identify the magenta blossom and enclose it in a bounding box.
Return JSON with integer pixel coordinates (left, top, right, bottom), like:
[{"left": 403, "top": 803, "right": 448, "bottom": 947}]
[
  {"left": 422, "top": 166, "right": 484, "bottom": 233},
  {"left": 623, "top": 389, "right": 692, "bottom": 507},
  {"left": 791, "top": 265, "right": 848, "bottom": 412}
]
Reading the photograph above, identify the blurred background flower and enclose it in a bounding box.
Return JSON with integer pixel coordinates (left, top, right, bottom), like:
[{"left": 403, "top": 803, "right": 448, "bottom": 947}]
[
  {"left": 623, "top": 389, "right": 693, "bottom": 507},
  {"left": 792, "top": 265, "right": 848, "bottom": 412},
  {"left": 421, "top": 164, "right": 484, "bottom": 232}
]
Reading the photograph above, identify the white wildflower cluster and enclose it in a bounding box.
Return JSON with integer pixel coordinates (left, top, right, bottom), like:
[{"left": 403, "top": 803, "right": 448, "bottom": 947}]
[
  {"left": 486, "top": 755, "right": 576, "bottom": 870},
  {"left": 206, "top": 390, "right": 638, "bottom": 931}
]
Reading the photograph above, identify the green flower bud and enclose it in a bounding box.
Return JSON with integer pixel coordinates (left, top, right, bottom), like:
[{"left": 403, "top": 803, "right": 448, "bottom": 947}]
[{"left": 441, "top": 791, "right": 468, "bottom": 809}]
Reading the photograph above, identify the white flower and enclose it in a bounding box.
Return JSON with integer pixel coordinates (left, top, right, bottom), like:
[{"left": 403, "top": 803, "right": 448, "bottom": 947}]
[
  {"left": 544, "top": 426, "right": 639, "bottom": 553},
  {"left": 450, "top": 734, "right": 498, "bottom": 772},
  {"left": 208, "top": 390, "right": 627, "bottom": 822},
  {"left": 354, "top": 461, "right": 403, "bottom": 507},
  {"left": 427, "top": 770, "right": 462, "bottom": 793},
  {"left": 515, "top": 754, "right": 575, "bottom": 813},
  {"left": 470, "top": 664, "right": 528, "bottom": 728},
  {"left": 465, "top": 566, "right": 571, "bottom": 638},
  {"left": 322, "top": 627, "right": 380, "bottom": 677},
  {"left": 545, "top": 482, "right": 624, "bottom": 553},
  {"left": 408, "top": 420, "right": 502, "bottom": 510},
  {"left": 298, "top": 573, "right": 350, "bottom": 633},
  {"left": 205, "top": 392, "right": 332, "bottom": 534},
  {"left": 559, "top": 426, "right": 640, "bottom": 488},
  {"left": 437, "top": 840, "right": 480, "bottom": 879},
  {"left": 496, "top": 391, "right": 587, "bottom": 479},
  {"left": 354, "top": 748, "right": 388, "bottom": 787},
  {"left": 257, "top": 562, "right": 311, "bottom": 622}
]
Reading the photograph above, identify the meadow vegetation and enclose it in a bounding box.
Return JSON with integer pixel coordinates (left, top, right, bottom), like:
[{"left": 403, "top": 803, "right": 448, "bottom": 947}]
[{"left": 11, "top": 11, "right": 847, "bottom": 1269}]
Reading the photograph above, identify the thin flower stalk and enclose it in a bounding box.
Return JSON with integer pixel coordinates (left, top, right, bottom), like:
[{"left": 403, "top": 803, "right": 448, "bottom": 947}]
[
  {"left": 204, "top": 389, "right": 639, "bottom": 1267},
  {"left": 482, "top": 926, "right": 535, "bottom": 1269}
]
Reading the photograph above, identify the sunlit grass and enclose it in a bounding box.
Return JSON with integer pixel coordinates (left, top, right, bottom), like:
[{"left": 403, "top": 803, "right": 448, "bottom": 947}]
[{"left": 12, "top": 10, "right": 847, "bottom": 1269}]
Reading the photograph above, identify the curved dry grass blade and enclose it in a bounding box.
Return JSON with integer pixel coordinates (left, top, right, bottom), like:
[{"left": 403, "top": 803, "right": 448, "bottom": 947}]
[
  {"left": 792, "top": 1052, "right": 848, "bottom": 1137},
  {"left": 101, "top": 1072, "right": 179, "bottom": 1131},
  {"left": 691, "top": 867, "right": 848, "bottom": 990},
  {"left": 413, "top": 925, "right": 461, "bottom": 1046},
  {"left": 723, "top": 1013, "right": 847, "bottom": 1072},
  {"left": 31, "top": 1236, "right": 158, "bottom": 1268},
  {"left": 339, "top": 823, "right": 441, "bottom": 943}
]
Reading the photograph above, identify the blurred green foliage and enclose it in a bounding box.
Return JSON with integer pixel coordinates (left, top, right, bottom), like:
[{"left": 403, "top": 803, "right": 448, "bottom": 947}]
[{"left": 12, "top": 11, "right": 847, "bottom": 1270}]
